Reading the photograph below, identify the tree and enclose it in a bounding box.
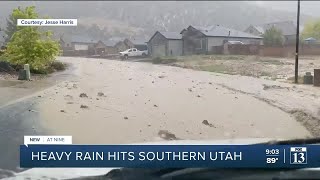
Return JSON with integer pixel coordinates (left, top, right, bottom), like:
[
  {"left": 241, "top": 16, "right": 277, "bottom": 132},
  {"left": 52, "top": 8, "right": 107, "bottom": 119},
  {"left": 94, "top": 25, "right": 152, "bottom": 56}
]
[
  {"left": 4, "top": 6, "right": 60, "bottom": 71},
  {"left": 263, "top": 27, "right": 284, "bottom": 46},
  {"left": 301, "top": 19, "right": 320, "bottom": 40},
  {"left": 4, "top": 7, "right": 22, "bottom": 43}
]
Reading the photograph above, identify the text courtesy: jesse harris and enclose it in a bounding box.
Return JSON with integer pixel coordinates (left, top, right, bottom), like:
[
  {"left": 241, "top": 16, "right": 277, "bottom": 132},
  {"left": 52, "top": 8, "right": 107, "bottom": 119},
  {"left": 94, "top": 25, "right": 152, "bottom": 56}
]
[{"left": 17, "top": 19, "right": 77, "bottom": 26}]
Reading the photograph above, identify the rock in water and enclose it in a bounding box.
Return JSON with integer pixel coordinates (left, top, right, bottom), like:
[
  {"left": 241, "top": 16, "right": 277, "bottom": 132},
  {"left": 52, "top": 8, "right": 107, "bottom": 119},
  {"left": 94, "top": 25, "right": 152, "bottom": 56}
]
[
  {"left": 97, "top": 92, "right": 105, "bottom": 97},
  {"left": 79, "top": 93, "right": 88, "bottom": 98}
]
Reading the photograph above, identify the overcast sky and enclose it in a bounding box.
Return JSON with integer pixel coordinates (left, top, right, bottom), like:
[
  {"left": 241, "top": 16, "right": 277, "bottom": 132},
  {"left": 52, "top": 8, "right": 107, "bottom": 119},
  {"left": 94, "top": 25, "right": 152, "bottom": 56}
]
[{"left": 249, "top": 1, "right": 320, "bottom": 17}]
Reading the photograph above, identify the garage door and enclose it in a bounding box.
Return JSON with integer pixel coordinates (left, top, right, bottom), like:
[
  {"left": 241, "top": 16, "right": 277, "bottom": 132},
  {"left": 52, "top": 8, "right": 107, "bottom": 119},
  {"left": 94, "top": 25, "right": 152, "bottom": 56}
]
[{"left": 152, "top": 45, "right": 166, "bottom": 57}]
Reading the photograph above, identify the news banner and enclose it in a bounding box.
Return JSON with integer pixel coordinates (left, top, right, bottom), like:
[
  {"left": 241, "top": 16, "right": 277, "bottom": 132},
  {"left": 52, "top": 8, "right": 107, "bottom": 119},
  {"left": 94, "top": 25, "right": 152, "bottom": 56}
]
[{"left": 21, "top": 136, "right": 318, "bottom": 168}]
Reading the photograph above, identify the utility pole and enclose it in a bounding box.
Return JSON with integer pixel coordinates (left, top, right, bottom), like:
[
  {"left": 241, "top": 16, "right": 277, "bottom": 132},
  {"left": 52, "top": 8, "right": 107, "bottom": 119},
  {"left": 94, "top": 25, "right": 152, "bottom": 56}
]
[{"left": 295, "top": 0, "right": 301, "bottom": 83}]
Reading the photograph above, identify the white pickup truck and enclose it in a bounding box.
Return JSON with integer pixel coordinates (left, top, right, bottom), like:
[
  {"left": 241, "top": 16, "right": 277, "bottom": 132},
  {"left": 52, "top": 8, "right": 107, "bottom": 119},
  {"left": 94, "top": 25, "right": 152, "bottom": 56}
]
[{"left": 119, "top": 48, "right": 148, "bottom": 60}]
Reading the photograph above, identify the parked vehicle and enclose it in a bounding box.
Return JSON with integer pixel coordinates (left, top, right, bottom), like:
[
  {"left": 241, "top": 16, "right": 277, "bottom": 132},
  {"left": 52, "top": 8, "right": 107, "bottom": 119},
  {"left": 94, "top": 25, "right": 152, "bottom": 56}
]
[{"left": 119, "top": 48, "right": 148, "bottom": 60}]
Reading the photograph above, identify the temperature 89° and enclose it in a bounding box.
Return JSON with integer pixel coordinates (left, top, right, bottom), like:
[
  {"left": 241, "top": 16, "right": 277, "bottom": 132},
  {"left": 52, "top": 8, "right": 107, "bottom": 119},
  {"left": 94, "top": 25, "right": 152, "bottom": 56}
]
[{"left": 266, "top": 157, "right": 279, "bottom": 164}]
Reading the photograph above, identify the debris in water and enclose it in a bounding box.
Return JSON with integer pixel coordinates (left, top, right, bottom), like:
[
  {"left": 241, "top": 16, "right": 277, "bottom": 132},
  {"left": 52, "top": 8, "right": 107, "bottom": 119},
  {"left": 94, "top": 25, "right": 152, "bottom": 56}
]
[
  {"left": 124, "top": 116, "right": 128, "bottom": 120},
  {"left": 79, "top": 93, "right": 88, "bottom": 98},
  {"left": 38, "top": 95, "right": 42, "bottom": 98},
  {"left": 97, "top": 92, "right": 105, "bottom": 97},
  {"left": 80, "top": 105, "right": 89, "bottom": 109},
  {"left": 202, "top": 120, "right": 216, "bottom": 128},
  {"left": 60, "top": 110, "right": 65, "bottom": 113},
  {"left": 262, "top": 84, "right": 287, "bottom": 90},
  {"left": 158, "top": 130, "right": 180, "bottom": 140}
]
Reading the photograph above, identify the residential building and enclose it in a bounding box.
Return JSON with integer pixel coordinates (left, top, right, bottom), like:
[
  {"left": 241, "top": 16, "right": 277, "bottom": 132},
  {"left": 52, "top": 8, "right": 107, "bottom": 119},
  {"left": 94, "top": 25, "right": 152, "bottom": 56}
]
[
  {"left": 181, "top": 25, "right": 262, "bottom": 55},
  {"left": 94, "top": 40, "right": 119, "bottom": 55},
  {"left": 59, "top": 35, "right": 98, "bottom": 56},
  {"left": 147, "top": 31, "right": 182, "bottom": 57},
  {"left": 124, "top": 38, "right": 148, "bottom": 51},
  {"left": 106, "top": 37, "right": 127, "bottom": 52},
  {"left": 244, "top": 21, "right": 297, "bottom": 44}
]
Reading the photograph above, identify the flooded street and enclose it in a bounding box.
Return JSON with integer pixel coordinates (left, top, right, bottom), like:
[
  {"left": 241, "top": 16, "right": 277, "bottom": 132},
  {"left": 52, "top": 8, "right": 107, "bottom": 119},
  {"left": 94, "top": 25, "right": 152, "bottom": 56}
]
[
  {"left": 0, "top": 56, "right": 313, "bottom": 173},
  {"left": 0, "top": 63, "right": 77, "bottom": 174},
  {"left": 38, "top": 57, "right": 310, "bottom": 144}
]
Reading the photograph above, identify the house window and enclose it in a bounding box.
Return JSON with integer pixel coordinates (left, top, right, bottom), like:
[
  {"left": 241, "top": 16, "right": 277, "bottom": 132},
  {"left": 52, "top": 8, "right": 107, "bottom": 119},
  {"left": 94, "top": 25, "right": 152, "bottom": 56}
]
[{"left": 195, "top": 39, "right": 203, "bottom": 49}]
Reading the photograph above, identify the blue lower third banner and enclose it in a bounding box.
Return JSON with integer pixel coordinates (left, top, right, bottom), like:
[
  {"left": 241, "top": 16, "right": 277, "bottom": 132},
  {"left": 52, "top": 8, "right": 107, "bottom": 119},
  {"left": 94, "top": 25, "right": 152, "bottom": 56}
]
[{"left": 20, "top": 145, "right": 318, "bottom": 168}]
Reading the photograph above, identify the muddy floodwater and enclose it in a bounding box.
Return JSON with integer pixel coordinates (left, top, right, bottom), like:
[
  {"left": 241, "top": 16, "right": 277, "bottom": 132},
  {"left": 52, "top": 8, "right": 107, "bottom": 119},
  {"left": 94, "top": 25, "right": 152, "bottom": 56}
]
[
  {"left": 0, "top": 57, "right": 315, "bottom": 175},
  {"left": 36, "top": 57, "right": 310, "bottom": 145}
]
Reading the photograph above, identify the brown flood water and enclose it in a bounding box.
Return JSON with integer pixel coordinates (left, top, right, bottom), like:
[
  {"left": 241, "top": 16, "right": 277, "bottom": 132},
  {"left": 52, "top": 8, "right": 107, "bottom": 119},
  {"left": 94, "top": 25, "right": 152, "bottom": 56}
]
[{"left": 35, "top": 57, "right": 310, "bottom": 145}]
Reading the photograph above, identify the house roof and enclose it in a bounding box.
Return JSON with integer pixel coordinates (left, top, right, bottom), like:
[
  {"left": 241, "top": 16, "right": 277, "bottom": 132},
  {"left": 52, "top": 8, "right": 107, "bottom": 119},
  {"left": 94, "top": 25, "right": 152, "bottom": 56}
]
[
  {"left": 71, "top": 35, "right": 98, "bottom": 44},
  {"left": 191, "top": 25, "right": 262, "bottom": 39},
  {"left": 158, "top": 31, "right": 182, "bottom": 40},
  {"left": 128, "top": 38, "right": 148, "bottom": 45},
  {"left": 304, "top": 37, "right": 317, "bottom": 41},
  {"left": 109, "top": 37, "right": 126, "bottom": 42},
  {"left": 253, "top": 21, "right": 296, "bottom": 36},
  {"left": 100, "top": 40, "right": 119, "bottom": 47},
  {"left": 148, "top": 31, "right": 182, "bottom": 42}
]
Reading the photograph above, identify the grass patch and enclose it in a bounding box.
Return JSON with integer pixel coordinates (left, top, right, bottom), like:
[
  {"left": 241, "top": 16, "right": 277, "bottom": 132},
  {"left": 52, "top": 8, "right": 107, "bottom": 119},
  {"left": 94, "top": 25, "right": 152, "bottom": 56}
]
[
  {"left": 260, "top": 71, "right": 272, "bottom": 77},
  {"left": 259, "top": 59, "right": 284, "bottom": 65},
  {"left": 198, "top": 64, "right": 231, "bottom": 73},
  {"left": 152, "top": 57, "right": 178, "bottom": 64},
  {"left": 176, "top": 55, "right": 247, "bottom": 61},
  {"left": 287, "top": 76, "right": 304, "bottom": 84}
]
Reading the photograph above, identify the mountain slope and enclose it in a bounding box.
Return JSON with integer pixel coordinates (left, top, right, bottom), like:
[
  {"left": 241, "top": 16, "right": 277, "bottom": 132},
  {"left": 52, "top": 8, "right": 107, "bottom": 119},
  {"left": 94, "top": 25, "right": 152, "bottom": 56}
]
[{"left": 0, "top": 1, "right": 314, "bottom": 38}]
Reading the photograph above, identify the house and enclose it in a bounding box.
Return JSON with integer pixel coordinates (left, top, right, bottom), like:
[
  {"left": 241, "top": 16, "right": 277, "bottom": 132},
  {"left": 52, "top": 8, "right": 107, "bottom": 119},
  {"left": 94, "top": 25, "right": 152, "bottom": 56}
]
[
  {"left": 304, "top": 37, "right": 317, "bottom": 44},
  {"left": 107, "top": 37, "right": 128, "bottom": 52},
  {"left": 59, "top": 35, "right": 99, "bottom": 56},
  {"left": 124, "top": 38, "right": 148, "bottom": 51},
  {"left": 181, "top": 25, "right": 262, "bottom": 55},
  {"left": 147, "top": 31, "right": 183, "bottom": 57},
  {"left": 244, "top": 21, "right": 297, "bottom": 44},
  {"left": 94, "top": 40, "right": 119, "bottom": 55},
  {"left": 70, "top": 35, "right": 98, "bottom": 56}
]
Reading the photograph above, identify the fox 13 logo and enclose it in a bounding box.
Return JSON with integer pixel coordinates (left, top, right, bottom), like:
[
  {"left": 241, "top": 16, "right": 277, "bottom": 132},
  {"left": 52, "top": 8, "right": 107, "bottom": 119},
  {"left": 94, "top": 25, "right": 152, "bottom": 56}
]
[{"left": 290, "top": 147, "right": 307, "bottom": 164}]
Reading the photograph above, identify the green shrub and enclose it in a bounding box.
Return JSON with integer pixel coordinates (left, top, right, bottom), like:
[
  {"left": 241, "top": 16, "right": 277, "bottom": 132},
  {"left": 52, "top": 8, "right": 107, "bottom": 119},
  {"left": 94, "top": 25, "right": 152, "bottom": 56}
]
[
  {"left": 4, "top": 6, "right": 61, "bottom": 72},
  {"left": 30, "top": 61, "right": 66, "bottom": 74},
  {"left": 50, "top": 61, "right": 66, "bottom": 71}
]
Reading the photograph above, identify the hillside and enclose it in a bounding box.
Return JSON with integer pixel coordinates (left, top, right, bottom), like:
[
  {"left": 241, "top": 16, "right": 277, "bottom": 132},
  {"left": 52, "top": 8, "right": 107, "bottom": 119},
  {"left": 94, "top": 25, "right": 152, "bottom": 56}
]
[{"left": 0, "top": 1, "right": 315, "bottom": 39}]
